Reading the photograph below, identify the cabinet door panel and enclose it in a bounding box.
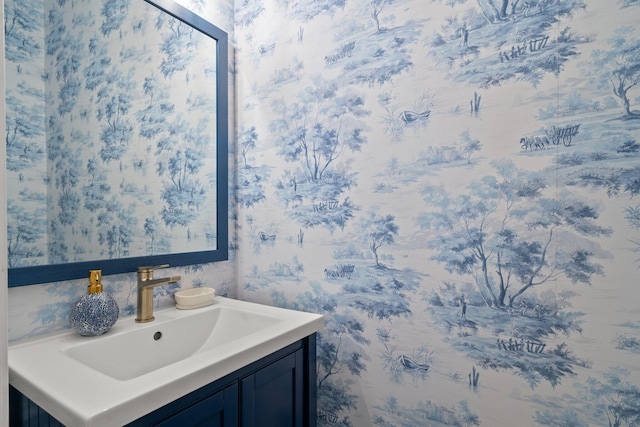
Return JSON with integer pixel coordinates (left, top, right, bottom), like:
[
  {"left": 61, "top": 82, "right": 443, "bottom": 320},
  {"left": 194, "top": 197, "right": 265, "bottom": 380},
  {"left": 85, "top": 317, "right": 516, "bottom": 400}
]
[
  {"left": 156, "top": 383, "right": 238, "bottom": 427},
  {"left": 241, "top": 349, "right": 304, "bottom": 427},
  {"left": 9, "top": 385, "right": 64, "bottom": 427}
]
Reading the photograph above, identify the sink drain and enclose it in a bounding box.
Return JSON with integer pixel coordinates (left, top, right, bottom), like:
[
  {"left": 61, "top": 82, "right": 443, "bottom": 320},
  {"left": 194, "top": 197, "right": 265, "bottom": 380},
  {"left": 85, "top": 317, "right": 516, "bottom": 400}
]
[{"left": 153, "top": 331, "right": 162, "bottom": 340}]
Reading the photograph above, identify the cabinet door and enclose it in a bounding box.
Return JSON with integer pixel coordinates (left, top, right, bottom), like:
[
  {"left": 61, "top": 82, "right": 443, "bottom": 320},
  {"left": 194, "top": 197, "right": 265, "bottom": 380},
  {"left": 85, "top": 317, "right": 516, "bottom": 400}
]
[
  {"left": 156, "top": 382, "right": 238, "bottom": 427},
  {"left": 9, "top": 386, "right": 64, "bottom": 427},
  {"left": 241, "top": 349, "right": 304, "bottom": 427}
]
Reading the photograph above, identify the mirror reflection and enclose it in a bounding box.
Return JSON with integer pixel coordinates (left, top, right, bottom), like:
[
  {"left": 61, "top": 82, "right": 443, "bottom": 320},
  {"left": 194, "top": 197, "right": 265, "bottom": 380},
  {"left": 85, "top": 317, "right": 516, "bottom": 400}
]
[{"left": 5, "top": 0, "right": 228, "bottom": 286}]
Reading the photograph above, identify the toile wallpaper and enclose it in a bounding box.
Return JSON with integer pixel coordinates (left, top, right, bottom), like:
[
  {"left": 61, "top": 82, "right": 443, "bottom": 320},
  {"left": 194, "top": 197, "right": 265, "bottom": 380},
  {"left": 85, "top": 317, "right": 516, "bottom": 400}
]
[
  {"left": 234, "top": 0, "right": 640, "bottom": 425},
  {"left": 6, "top": 0, "right": 640, "bottom": 425},
  {"left": 5, "top": 0, "right": 219, "bottom": 268}
]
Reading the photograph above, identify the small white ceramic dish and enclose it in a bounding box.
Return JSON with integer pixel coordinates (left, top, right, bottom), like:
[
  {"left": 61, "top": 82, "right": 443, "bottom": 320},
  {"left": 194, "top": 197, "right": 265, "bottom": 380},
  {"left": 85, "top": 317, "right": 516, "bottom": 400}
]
[{"left": 174, "top": 287, "right": 215, "bottom": 309}]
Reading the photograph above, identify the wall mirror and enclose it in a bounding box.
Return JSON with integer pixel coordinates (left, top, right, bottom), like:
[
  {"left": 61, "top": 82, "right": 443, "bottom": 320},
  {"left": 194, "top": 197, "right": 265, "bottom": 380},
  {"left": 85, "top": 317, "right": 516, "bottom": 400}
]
[{"left": 5, "top": 0, "right": 229, "bottom": 287}]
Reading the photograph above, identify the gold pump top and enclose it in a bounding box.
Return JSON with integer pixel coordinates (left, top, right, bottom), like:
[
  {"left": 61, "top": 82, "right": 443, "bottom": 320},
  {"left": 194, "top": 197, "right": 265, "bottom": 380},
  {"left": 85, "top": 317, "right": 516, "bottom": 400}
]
[{"left": 87, "top": 270, "right": 103, "bottom": 294}]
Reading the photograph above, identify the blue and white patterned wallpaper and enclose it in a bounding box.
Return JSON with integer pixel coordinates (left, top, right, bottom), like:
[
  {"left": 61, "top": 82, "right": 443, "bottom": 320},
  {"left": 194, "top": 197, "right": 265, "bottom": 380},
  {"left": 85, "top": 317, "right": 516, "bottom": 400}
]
[
  {"left": 5, "top": 0, "right": 220, "bottom": 268},
  {"left": 6, "top": 0, "right": 640, "bottom": 425},
  {"left": 234, "top": 0, "right": 640, "bottom": 425}
]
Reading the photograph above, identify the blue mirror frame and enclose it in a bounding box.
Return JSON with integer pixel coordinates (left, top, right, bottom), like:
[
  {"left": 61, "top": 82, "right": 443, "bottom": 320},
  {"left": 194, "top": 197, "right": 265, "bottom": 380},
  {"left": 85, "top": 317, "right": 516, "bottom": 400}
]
[{"left": 8, "top": 0, "right": 229, "bottom": 287}]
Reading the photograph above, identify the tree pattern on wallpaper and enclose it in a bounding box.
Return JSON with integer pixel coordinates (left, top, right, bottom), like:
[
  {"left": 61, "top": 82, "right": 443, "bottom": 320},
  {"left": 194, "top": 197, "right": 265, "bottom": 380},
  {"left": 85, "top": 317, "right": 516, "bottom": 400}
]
[
  {"left": 236, "top": 0, "right": 640, "bottom": 425},
  {"left": 429, "top": 0, "right": 589, "bottom": 87},
  {"left": 268, "top": 77, "right": 369, "bottom": 232},
  {"left": 5, "top": 0, "right": 217, "bottom": 268},
  {"left": 418, "top": 160, "right": 612, "bottom": 388},
  {"left": 5, "top": 0, "right": 47, "bottom": 266}
]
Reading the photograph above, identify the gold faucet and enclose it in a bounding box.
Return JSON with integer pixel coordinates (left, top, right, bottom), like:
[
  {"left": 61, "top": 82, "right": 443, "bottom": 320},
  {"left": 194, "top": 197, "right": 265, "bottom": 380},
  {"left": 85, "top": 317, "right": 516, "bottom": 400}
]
[{"left": 135, "top": 264, "right": 181, "bottom": 323}]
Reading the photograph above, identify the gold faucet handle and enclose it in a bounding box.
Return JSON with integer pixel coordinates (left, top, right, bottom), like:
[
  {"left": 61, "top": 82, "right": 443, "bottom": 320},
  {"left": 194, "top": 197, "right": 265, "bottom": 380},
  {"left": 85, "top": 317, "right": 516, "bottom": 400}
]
[
  {"left": 137, "top": 264, "right": 170, "bottom": 281},
  {"left": 137, "top": 264, "right": 170, "bottom": 272}
]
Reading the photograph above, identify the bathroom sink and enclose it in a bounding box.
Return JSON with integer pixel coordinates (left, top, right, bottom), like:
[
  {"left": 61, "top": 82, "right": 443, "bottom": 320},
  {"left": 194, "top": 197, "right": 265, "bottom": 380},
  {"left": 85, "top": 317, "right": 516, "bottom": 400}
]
[
  {"left": 64, "top": 304, "right": 283, "bottom": 380},
  {"left": 9, "top": 297, "right": 324, "bottom": 427}
]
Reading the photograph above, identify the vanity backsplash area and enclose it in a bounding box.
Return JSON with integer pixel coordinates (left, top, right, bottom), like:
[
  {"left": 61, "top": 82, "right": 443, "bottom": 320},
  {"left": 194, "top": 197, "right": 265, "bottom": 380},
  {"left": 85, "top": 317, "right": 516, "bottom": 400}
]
[{"left": 7, "top": 262, "right": 235, "bottom": 343}]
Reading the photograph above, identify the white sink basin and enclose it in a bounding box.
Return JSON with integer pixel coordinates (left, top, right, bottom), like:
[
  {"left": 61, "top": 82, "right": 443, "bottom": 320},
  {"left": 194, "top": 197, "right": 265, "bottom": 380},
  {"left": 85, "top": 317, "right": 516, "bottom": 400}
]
[
  {"left": 9, "top": 297, "right": 324, "bottom": 427},
  {"left": 64, "top": 304, "right": 283, "bottom": 380}
]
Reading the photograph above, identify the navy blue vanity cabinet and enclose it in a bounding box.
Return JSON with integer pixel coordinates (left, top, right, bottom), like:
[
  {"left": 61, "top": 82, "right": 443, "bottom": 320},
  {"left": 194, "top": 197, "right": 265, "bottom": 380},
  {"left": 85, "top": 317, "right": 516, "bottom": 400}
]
[
  {"left": 133, "top": 335, "right": 316, "bottom": 427},
  {"left": 9, "top": 335, "right": 317, "bottom": 427},
  {"left": 155, "top": 383, "right": 239, "bottom": 427},
  {"left": 241, "top": 348, "right": 305, "bottom": 427},
  {"left": 9, "top": 386, "right": 64, "bottom": 427}
]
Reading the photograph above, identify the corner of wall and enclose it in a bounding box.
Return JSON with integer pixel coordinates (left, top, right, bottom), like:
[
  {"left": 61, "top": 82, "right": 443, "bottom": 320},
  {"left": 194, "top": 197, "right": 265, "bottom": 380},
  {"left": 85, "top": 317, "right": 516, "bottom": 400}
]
[{"left": 0, "top": 0, "right": 10, "bottom": 424}]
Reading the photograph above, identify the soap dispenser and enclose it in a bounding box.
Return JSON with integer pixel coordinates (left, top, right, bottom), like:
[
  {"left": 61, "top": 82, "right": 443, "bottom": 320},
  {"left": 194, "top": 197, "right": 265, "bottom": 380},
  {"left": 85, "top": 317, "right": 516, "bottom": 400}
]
[{"left": 69, "top": 270, "right": 120, "bottom": 336}]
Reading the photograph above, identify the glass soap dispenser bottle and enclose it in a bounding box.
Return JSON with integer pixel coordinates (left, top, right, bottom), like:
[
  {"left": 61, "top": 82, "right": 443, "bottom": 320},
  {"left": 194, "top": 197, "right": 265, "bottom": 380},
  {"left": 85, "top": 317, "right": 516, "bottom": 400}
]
[{"left": 69, "top": 270, "right": 119, "bottom": 336}]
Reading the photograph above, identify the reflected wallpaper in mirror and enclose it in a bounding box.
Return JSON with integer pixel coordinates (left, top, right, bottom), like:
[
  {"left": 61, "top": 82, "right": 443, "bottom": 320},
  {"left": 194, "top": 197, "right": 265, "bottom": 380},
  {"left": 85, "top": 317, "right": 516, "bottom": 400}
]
[{"left": 6, "top": 0, "right": 219, "bottom": 270}]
